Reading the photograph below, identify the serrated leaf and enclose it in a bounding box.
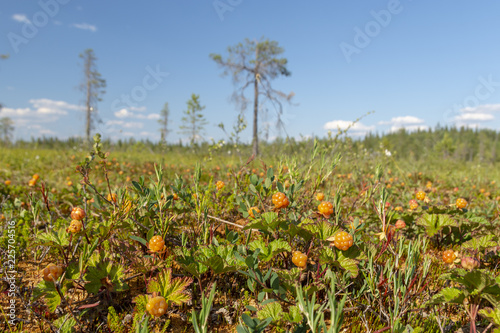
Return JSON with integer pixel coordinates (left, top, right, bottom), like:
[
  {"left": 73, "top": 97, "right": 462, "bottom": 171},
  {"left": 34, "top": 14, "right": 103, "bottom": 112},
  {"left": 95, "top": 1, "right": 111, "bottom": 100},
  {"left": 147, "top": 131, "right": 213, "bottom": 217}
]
[
  {"left": 337, "top": 251, "right": 359, "bottom": 278},
  {"left": 299, "top": 219, "right": 338, "bottom": 241},
  {"left": 53, "top": 314, "right": 77, "bottom": 333},
  {"left": 283, "top": 305, "right": 302, "bottom": 323},
  {"left": 416, "top": 214, "right": 455, "bottom": 237},
  {"left": 147, "top": 268, "right": 193, "bottom": 306},
  {"left": 84, "top": 261, "right": 129, "bottom": 294},
  {"left": 462, "top": 235, "right": 497, "bottom": 252},
  {"left": 257, "top": 301, "right": 283, "bottom": 322},
  {"left": 427, "top": 287, "right": 465, "bottom": 305},
  {"left": 479, "top": 307, "right": 500, "bottom": 326},
  {"left": 32, "top": 281, "right": 63, "bottom": 312}
]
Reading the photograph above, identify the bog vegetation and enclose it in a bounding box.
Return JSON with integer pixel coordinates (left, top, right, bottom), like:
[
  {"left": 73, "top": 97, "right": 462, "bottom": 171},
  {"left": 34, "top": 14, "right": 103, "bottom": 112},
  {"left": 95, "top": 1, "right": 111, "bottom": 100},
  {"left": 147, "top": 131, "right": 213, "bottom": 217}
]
[{"left": 1, "top": 127, "right": 500, "bottom": 333}]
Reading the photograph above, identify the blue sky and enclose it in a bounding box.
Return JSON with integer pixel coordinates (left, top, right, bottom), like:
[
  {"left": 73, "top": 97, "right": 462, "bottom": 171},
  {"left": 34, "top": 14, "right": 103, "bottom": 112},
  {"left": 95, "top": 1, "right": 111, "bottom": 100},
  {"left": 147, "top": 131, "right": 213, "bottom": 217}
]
[{"left": 1, "top": 0, "right": 500, "bottom": 143}]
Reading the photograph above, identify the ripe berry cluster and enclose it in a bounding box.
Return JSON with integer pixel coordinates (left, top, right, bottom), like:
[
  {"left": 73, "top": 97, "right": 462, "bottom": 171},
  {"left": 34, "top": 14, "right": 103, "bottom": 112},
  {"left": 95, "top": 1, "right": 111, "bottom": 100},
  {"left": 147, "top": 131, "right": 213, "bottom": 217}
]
[
  {"left": 149, "top": 235, "right": 165, "bottom": 252},
  {"left": 409, "top": 199, "right": 419, "bottom": 210},
  {"left": 416, "top": 191, "right": 426, "bottom": 201},
  {"left": 42, "top": 264, "right": 63, "bottom": 283},
  {"left": 332, "top": 231, "right": 353, "bottom": 251},
  {"left": 146, "top": 296, "right": 167, "bottom": 317},
  {"left": 68, "top": 219, "right": 83, "bottom": 233},
  {"left": 442, "top": 249, "right": 456, "bottom": 264},
  {"left": 216, "top": 181, "right": 225, "bottom": 191},
  {"left": 318, "top": 201, "right": 333, "bottom": 217},
  {"left": 456, "top": 198, "right": 468, "bottom": 209},
  {"left": 292, "top": 251, "right": 307, "bottom": 268},
  {"left": 272, "top": 192, "right": 289, "bottom": 209},
  {"left": 71, "top": 207, "right": 85, "bottom": 220}
]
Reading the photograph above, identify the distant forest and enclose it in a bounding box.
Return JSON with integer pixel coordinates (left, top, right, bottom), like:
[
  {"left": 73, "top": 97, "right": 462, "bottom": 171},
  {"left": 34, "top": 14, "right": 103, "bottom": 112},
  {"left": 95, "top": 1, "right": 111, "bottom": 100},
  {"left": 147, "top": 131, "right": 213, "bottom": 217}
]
[{"left": 4, "top": 126, "right": 500, "bottom": 163}]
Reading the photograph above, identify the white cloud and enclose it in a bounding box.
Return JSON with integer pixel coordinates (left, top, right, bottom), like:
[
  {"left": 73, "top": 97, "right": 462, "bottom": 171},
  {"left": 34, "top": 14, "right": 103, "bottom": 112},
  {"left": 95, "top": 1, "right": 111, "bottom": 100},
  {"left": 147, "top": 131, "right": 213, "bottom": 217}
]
[
  {"left": 114, "top": 108, "right": 159, "bottom": 120},
  {"left": 324, "top": 120, "right": 375, "bottom": 136},
  {"left": 453, "top": 103, "right": 500, "bottom": 124},
  {"left": 114, "top": 108, "right": 134, "bottom": 118},
  {"left": 0, "top": 99, "right": 82, "bottom": 122},
  {"left": 379, "top": 116, "right": 425, "bottom": 126},
  {"left": 12, "top": 14, "right": 30, "bottom": 24},
  {"left": 72, "top": 23, "right": 97, "bottom": 32},
  {"left": 461, "top": 104, "right": 500, "bottom": 114},
  {"left": 455, "top": 113, "right": 494, "bottom": 121}
]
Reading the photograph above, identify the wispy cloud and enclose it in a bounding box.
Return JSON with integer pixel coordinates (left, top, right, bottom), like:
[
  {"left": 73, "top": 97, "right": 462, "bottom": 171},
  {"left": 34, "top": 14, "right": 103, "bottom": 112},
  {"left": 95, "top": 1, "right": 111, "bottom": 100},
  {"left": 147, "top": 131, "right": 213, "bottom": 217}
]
[
  {"left": 12, "top": 14, "right": 30, "bottom": 24},
  {"left": 379, "top": 116, "right": 425, "bottom": 126},
  {"left": 0, "top": 98, "right": 82, "bottom": 120},
  {"left": 324, "top": 120, "right": 375, "bottom": 136},
  {"left": 454, "top": 103, "right": 500, "bottom": 126},
  {"left": 72, "top": 23, "right": 97, "bottom": 32},
  {"left": 114, "top": 108, "right": 159, "bottom": 120}
]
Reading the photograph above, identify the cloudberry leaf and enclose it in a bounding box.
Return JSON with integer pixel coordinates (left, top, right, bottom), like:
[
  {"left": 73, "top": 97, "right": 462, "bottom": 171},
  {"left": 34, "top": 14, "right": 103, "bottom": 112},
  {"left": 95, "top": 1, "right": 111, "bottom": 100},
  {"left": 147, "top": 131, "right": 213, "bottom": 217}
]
[
  {"left": 336, "top": 251, "right": 359, "bottom": 278},
  {"left": 462, "top": 235, "right": 497, "bottom": 252},
  {"left": 257, "top": 301, "right": 283, "bottom": 322},
  {"left": 416, "top": 213, "right": 455, "bottom": 237},
  {"left": 32, "top": 281, "right": 63, "bottom": 312},
  {"left": 84, "top": 261, "right": 129, "bottom": 294},
  {"left": 427, "top": 287, "right": 465, "bottom": 306},
  {"left": 148, "top": 269, "right": 192, "bottom": 306},
  {"left": 479, "top": 307, "right": 500, "bottom": 327}
]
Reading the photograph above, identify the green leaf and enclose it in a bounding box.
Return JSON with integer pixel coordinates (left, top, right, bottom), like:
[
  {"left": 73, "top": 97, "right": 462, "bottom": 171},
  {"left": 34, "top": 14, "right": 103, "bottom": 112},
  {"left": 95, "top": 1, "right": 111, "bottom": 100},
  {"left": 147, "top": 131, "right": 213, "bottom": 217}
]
[
  {"left": 427, "top": 287, "right": 466, "bottom": 305},
  {"left": 479, "top": 307, "right": 500, "bottom": 326},
  {"left": 462, "top": 235, "right": 497, "bottom": 252},
  {"left": 416, "top": 214, "right": 455, "bottom": 237},
  {"left": 147, "top": 268, "right": 193, "bottom": 306},
  {"left": 53, "top": 314, "right": 77, "bottom": 333},
  {"left": 299, "top": 219, "right": 338, "bottom": 241},
  {"left": 337, "top": 251, "right": 359, "bottom": 278},
  {"left": 283, "top": 305, "right": 303, "bottom": 323},
  {"left": 257, "top": 301, "right": 283, "bottom": 322},
  {"left": 32, "top": 281, "right": 63, "bottom": 312},
  {"left": 84, "top": 261, "right": 129, "bottom": 294},
  {"left": 130, "top": 235, "right": 147, "bottom": 247}
]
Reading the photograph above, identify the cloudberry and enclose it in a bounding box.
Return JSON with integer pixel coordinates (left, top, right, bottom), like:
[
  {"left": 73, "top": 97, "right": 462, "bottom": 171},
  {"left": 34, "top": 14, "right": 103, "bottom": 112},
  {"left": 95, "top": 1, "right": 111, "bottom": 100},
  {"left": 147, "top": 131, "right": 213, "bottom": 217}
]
[
  {"left": 216, "top": 181, "right": 225, "bottom": 191},
  {"left": 146, "top": 296, "right": 167, "bottom": 317},
  {"left": 416, "top": 191, "right": 426, "bottom": 201},
  {"left": 456, "top": 198, "right": 468, "bottom": 209},
  {"left": 272, "top": 192, "right": 289, "bottom": 209},
  {"left": 332, "top": 231, "right": 353, "bottom": 251},
  {"left": 442, "top": 250, "right": 456, "bottom": 264},
  {"left": 318, "top": 201, "right": 334, "bottom": 217},
  {"left": 409, "top": 199, "right": 418, "bottom": 210},
  {"left": 68, "top": 219, "right": 83, "bottom": 233},
  {"left": 5, "top": 180, "right": 11, "bottom": 185},
  {"left": 461, "top": 257, "right": 479, "bottom": 270},
  {"left": 247, "top": 206, "right": 260, "bottom": 218},
  {"left": 32, "top": 174, "right": 40, "bottom": 181},
  {"left": 71, "top": 207, "right": 86, "bottom": 220},
  {"left": 29, "top": 179, "right": 37, "bottom": 187},
  {"left": 149, "top": 236, "right": 165, "bottom": 252},
  {"left": 292, "top": 251, "right": 307, "bottom": 268},
  {"left": 316, "top": 192, "right": 325, "bottom": 201},
  {"left": 395, "top": 220, "right": 406, "bottom": 229},
  {"left": 42, "top": 264, "right": 63, "bottom": 282}
]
